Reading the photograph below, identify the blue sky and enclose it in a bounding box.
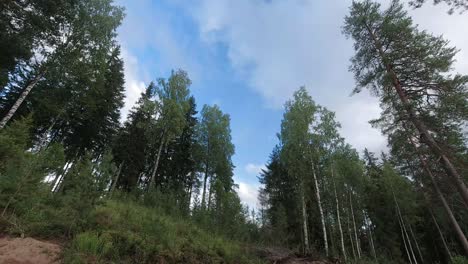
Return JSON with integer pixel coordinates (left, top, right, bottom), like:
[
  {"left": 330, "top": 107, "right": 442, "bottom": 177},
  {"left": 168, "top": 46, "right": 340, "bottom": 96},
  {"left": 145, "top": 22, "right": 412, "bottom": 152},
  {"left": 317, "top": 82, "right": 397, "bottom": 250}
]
[{"left": 115, "top": 0, "right": 468, "bottom": 208}]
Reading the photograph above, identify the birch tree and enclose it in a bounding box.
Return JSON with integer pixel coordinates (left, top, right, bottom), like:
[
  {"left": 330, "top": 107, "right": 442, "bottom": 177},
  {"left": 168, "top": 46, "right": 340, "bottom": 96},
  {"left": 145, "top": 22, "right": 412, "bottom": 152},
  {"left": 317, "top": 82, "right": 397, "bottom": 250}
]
[
  {"left": 1, "top": 0, "right": 124, "bottom": 130},
  {"left": 148, "top": 70, "right": 191, "bottom": 189}
]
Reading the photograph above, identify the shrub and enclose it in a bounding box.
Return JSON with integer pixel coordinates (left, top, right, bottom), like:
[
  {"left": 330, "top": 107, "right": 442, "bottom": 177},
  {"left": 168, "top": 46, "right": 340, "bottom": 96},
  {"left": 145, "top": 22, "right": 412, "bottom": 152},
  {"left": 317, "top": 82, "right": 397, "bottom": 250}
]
[{"left": 453, "top": 256, "right": 468, "bottom": 264}]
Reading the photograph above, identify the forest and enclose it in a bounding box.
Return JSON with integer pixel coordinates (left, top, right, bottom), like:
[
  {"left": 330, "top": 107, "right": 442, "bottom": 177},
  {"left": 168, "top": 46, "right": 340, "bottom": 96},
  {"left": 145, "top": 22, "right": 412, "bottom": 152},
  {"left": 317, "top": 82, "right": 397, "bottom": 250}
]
[{"left": 0, "top": 0, "right": 467, "bottom": 263}]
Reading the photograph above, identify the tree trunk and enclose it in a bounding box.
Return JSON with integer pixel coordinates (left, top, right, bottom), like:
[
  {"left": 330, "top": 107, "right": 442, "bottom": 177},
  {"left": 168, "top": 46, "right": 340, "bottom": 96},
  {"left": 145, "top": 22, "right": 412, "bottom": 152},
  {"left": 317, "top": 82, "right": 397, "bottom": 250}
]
[
  {"left": 110, "top": 162, "right": 123, "bottom": 194},
  {"left": 430, "top": 209, "right": 452, "bottom": 261},
  {"left": 312, "top": 163, "right": 328, "bottom": 256},
  {"left": 364, "top": 211, "right": 377, "bottom": 262},
  {"left": 0, "top": 69, "right": 46, "bottom": 129},
  {"left": 207, "top": 176, "right": 214, "bottom": 210},
  {"left": 300, "top": 183, "right": 310, "bottom": 254},
  {"left": 201, "top": 162, "right": 209, "bottom": 210},
  {"left": 365, "top": 23, "right": 468, "bottom": 208},
  {"left": 333, "top": 174, "right": 347, "bottom": 262},
  {"left": 398, "top": 209, "right": 413, "bottom": 264},
  {"left": 348, "top": 206, "right": 356, "bottom": 260},
  {"left": 52, "top": 161, "right": 74, "bottom": 193},
  {"left": 408, "top": 223, "right": 424, "bottom": 263},
  {"left": 407, "top": 135, "right": 468, "bottom": 256},
  {"left": 149, "top": 136, "right": 165, "bottom": 189},
  {"left": 394, "top": 192, "right": 418, "bottom": 264},
  {"left": 50, "top": 161, "right": 68, "bottom": 192},
  {"left": 349, "top": 192, "right": 361, "bottom": 259},
  {"left": 186, "top": 171, "right": 196, "bottom": 212}
]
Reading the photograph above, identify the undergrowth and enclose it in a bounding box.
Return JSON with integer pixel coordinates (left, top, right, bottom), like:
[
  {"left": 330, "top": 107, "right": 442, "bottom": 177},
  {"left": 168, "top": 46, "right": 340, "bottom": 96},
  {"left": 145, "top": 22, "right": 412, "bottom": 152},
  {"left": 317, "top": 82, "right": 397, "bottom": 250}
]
[{"left": 63, "top": 200, "right": 264, "bottom": 264}]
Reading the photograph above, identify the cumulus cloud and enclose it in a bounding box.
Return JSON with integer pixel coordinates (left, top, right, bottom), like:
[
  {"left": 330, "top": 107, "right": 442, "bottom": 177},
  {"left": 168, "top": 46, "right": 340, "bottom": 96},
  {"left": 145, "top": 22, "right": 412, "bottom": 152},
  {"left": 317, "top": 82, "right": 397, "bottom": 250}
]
[
  {"left": 245, "top": 163, "right": 266, "bottom": 176},
  {"left": 188, "top": 0, "right": 468, "bottom": 154},
  {"left": 188, "top": 0, "right": 384, "bottom": 153}
]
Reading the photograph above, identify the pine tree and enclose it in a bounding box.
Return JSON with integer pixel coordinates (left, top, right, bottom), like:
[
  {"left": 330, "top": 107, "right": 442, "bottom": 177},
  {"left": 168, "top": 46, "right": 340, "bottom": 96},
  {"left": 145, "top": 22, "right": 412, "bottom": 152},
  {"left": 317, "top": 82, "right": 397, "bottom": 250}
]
[
  {"left": 112, "top": 85, "right": 156, "bottom": 192},
  {"left": 410, "top": 0, "right": 468, "bottom": 13},
  {"left": 344, "top": 0, "right": 468, "bottom": 209}
]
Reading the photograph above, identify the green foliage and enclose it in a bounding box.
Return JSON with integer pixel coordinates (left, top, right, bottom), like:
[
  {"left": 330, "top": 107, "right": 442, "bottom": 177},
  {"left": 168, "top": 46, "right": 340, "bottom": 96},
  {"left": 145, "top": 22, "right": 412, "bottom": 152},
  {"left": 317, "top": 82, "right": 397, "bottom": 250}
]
[
  {"left": 64, "top": 199, "right": 263, "bottom": 264},
  {"left": 0, "top": 117, "right": 64, "bottom": 221},
  {"left": 453, "top": 256, "right": 468, "bottom": 264}
]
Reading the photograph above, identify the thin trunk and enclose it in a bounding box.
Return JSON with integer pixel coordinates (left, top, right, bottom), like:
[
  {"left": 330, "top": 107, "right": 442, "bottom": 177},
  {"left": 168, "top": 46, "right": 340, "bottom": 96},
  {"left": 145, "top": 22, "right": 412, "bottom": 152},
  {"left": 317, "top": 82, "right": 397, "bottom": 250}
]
[
  {"left": 408, "top": 223, "right": 424, "bottom": 263},
  {"left": 394, "top": 192, "right": 418, "bottom": 264},
  {"left": 187, "top": 171, "right": 195, "bottom": 212},
  {"left": 430, "top": 209, "right": 452, "bottom": 261},
  {"left": 365, "top": 23, "right": 468, "bottom": 208},
  {"left": 300, "top": 183, "right": 310, "bottom": 254},
  {"left": 365, "top": 211, "right": 378, "bottom": 262},
  {"left": 348, "top": 205, "right": 356, "bottom": 260},
  {"left": 201, "top": 162, "right": 209, "bottom": 210},
  {"left": 312, "top": 163, "right": 328, "bottom": 256},
  {"left": 333, "top": 173, "right": 347, "bottom": 262},
  {"left": 398, "top": 208, "right": 413, "bottom": 264},
  {"left": 0, "top": 69, "right": 46, "bottom": 129},
  {"left": 110, "top": 162, "right": 123, "bottom": 194},
  {"left": 407, "top": 135, "right": 468, "bottom": 255},
  {"left": 350, "top": 192, "right": 361, "bottom": 259},
  {"left": 149, "top": 136, "right": 165, "bottom": 189},
  {"left": 50, "top": 161, "right": 68, "bottom": 192},
  {"left": 37, "top": 116, "right": 60, "bottom": 151},
  {"left": 53, "top": 161, "right": 73, "bottom": 193},
  {"left": 207, "top": 176, "right": 214, "bottom": 210}
]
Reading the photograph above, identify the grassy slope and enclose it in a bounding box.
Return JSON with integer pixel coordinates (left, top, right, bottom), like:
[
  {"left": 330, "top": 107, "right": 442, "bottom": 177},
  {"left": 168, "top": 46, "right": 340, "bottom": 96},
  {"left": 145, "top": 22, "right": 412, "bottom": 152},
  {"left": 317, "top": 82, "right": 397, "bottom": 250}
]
[{"left": 64, "top": 200, "right": 264, "bottom": 264}]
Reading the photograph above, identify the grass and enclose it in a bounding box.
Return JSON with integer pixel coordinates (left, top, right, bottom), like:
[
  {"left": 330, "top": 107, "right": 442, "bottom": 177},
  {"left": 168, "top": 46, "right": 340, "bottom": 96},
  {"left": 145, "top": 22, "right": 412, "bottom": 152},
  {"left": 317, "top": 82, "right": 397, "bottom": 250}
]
[{"left": 63, "top": 200, "right": 265, "bottom": 264}]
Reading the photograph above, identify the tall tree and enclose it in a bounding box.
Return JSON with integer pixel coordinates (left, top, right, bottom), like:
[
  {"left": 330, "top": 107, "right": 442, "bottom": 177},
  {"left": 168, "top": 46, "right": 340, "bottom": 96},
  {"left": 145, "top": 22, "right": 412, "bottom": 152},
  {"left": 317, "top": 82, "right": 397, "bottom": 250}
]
[
  {"left": 148, "top": 70, "right": 191, "bottom": 189},
  {"left": 112, "top": 85, "right": 156, "bottom": 191},
  {"left": 197, "top": 104, "right": 235, "bottom": 210},
  {"left": 1, "top": 0, "right": 124, "bottom": 130},
  {"left": 279, "top": 87, "right": 318, "bottom": 254},
  {"left": 344, "top": 0, "right": 468, "bottom": 207},
  {"left": 0, "top": 0, "right": 76, "bottom": 89}
]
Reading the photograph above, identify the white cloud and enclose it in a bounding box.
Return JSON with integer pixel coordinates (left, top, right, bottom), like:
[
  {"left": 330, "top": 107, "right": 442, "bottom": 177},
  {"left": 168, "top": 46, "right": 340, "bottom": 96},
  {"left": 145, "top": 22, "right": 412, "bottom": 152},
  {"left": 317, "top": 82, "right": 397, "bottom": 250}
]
[
  {"left": 237, "top": 182, "right": 259, "bottom": 209},
  {"left": 245, "top": 163, "right": 266, "bottom": 175},
  {"left": 189, "top": 0, "right": 468, "bottom": 154},
  {"left": 120, "top": 48, "right": 146, "bottom": 121}
]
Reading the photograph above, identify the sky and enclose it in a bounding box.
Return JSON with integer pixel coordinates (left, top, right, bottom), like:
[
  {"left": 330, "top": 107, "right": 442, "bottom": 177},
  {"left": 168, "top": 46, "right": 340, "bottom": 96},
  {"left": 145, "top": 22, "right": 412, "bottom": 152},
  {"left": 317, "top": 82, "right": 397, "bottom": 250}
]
[{"left": 115, "top": 0, "right": 468, "bottom": 209}]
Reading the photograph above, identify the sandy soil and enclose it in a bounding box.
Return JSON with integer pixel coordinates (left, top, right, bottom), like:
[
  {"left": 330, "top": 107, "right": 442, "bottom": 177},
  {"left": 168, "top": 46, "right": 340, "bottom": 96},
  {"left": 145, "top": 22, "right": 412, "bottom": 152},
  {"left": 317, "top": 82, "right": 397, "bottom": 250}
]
[{"left": 0, "top": 237, "right": 62, "bottom": 264}]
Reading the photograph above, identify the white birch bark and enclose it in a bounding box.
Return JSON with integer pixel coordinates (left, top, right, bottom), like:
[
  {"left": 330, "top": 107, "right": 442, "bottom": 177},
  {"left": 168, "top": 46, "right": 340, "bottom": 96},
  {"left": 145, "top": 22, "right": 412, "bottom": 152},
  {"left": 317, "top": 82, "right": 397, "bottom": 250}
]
[
  {"left": 333, "top": 170, "right": 346, "bottom": 262},
  {"left": 301, "top": 183, "right": 310, "bottom": 254},
  {"left": 312, "top": 162, "right": 328, "bottom": 256},
  {"left": 149, "top": 136, "right": 165, "bottom": 189},
  {"left": 350, "top": 192, "right": 361, "bottom": 259},
  {"left": 0, "top": 70, "right": 46, "bottom": 129}
]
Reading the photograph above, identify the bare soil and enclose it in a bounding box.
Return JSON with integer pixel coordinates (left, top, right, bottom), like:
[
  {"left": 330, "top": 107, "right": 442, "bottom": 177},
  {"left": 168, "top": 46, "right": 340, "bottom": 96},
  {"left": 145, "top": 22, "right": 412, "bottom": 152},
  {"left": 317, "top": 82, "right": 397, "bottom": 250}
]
[
  {"left": 256, "top": 247, "right": 339, "bottom": 264},
  {"left": 0, "top": 236, "right": 62, "bottom": 264}
]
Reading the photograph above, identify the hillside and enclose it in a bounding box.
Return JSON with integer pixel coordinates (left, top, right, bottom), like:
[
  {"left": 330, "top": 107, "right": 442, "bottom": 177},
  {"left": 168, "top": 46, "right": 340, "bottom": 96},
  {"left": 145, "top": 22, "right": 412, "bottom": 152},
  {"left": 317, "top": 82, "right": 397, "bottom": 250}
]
[{"left": 1, "top": 199, "right": 263, "bottom": 264}]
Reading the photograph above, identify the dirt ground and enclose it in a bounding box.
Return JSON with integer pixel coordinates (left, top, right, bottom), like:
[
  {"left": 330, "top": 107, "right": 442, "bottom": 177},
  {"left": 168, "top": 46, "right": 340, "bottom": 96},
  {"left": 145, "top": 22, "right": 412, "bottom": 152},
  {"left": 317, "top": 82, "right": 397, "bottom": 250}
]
[
  {"left": 0, "top": 237, "right": 62, "bottom": 264},
  {"left": 256, "top": 247, "right": 338, "bottom": 264}
]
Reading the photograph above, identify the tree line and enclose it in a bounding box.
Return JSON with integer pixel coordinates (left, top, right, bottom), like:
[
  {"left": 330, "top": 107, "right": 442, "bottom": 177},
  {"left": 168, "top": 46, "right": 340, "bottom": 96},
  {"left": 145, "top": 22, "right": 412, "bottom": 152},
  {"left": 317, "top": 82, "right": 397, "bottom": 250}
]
[
  {"left": 0, "top": 0, "right": 255, "bottom": 243},
  {"left": 0, "top": 0, "right": 467, "bottom": 263},
  {"left": 257, "top": 0, "right": 467, "bottom": 263}
]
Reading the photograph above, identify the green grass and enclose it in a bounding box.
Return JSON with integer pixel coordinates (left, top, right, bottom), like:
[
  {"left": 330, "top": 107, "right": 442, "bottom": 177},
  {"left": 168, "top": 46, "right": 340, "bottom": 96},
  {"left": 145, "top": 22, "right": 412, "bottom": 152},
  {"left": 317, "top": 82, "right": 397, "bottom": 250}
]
[{"left": 64, "top": 200, "right": 264, "bottom": 264}]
